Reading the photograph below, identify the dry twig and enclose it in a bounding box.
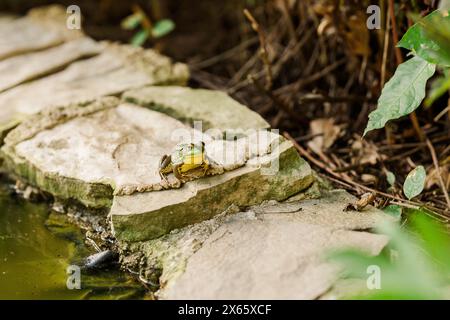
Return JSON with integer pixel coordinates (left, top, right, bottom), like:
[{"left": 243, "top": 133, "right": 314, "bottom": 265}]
[
  {"left": 284, "top": 132, "right": 449, "bottom": 220},
  {"left": 243, "top": 8, "right": 273, "bottom": 90},
  {"left": 426, "top": 139, "right": 450, "bottom": 210}
]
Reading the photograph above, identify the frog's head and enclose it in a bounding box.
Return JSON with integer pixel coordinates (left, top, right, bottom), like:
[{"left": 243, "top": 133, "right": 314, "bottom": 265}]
[
  {"left": 191, "top": 141, "right": 205, "bottom": 154},
  {"left": 184, "top": 142, "right": 205, "bottom": 165},
  {"left": 172, "top": 141, "right": 206, "bottom": 166}
]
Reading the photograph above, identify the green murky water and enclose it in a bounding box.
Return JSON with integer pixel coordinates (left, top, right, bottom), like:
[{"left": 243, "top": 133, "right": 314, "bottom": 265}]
[{"left": 0, "top": 184, "right": 147, "bottom": 299}]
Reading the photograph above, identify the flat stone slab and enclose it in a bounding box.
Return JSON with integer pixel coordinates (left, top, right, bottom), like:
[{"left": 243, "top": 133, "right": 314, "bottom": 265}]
[
  {"left": 2, "top": 98, "right": 313, "bottom": 222},
  {"left": 0, "top": 15, "right": 17, "bottom": 28},
  {"left": 0, "top": 37, "right": 102, "bottom": 92},
  {"left": 0, "top": 5, "right": 82, "bottom": 60},
  {"left": 1, "top": 97, "right": 193, "bottom": 208},
  {"left": 123, "top": 86, "right": 269, "bottom": 133},
  {"left": 119, "top": 190, "right": 391, "bottom": 300},
  {"left": 0, "top": 44, "right": 188, "bottom": 137},
  {"left": 111, "top": 139, "right": 313, "bottom": 241}
]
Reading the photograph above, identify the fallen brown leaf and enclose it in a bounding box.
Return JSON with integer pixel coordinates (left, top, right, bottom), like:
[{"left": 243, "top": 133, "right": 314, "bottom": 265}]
[
  {"left": 344, "top": 192, "right": 376, "bottom": 212},
  {"left": 307, "top": 118, "right": 341, "bottom": 153}
]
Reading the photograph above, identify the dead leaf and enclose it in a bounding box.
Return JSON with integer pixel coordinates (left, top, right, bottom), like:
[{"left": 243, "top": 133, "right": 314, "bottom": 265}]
[
  {"left": 344, "top": 192, "right": 376, "bottom": 212},
  {"left": 351, "top": 137, "right": 385, "bottom": 166},
  {"left": 361, "top": 174, "right": 378, "bottom": 185},
  {"left": 344, "top": 13, "right": 370, "bottom": 56},
  {"left": 307, "top": 118, "right": 341, "bottom": 153},
  {"left": 317, "top": 17, "right": 334, "bottom": 36},
  {"left": 312, "top": 1, "right": 335, "bottom": 16}
]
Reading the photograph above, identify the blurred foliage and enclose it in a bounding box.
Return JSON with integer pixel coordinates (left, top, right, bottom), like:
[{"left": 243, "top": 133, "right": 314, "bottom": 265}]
[
  {"left": 121, "top": 4, "right": 175, "bottom": 46},
  {"left": 330, "top": 211, "right": 450, "bottom": 299}
]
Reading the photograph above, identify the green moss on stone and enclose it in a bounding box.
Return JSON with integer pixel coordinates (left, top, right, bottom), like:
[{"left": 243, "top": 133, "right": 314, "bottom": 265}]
[
  {"left": 1, "top": 145, "right": 113, "bottom": 208},
  {"left": 0, "top": 97, "right": 120, "bottom": 208}
]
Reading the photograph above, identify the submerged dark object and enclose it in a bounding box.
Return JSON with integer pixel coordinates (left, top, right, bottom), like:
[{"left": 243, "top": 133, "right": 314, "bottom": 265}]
[{"left": 83, "top": 250, "right": 118, "bottom": 271}]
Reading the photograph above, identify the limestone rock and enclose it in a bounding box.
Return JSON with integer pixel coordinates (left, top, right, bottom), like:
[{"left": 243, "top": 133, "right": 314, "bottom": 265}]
[
  {"left": 0, "top": 43, "right": 189, "bottom": 137},
  {"left": 1, "top": 98, "right": 195, "bottom": 208},
  {"left": 111, "top": 140, "right": 314, "bottom": 241},
  {"left": 0, "top": 37, "right": 102, "bottom": 92},
  {"left": 0, "top": 15, "right": 16, "bottom": 27},
  {"left": 0, "top": 5, "right": 82, "bottom": 61},
  {"left": 2, "top": 98, "right": 308, "bottom": 218},
  {"left": 123, "top": 86, "right": 270, "bottom": 133},
  {"left": 130, "top": 190, "right": 391, "bottom": 300}
]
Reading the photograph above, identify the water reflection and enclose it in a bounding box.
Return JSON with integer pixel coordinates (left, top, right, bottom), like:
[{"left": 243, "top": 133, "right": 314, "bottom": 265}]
[{"left": 0, "top": 184, "right": 147, "bottom": 299}]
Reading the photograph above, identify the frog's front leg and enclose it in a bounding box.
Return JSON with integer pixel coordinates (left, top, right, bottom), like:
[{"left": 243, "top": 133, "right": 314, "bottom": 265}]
[
  {"left": 172, "top": 163, "right": 184, "bottom": 182},
  {"left": 159, "top": 155, "right": 171, "bottom": 183}
]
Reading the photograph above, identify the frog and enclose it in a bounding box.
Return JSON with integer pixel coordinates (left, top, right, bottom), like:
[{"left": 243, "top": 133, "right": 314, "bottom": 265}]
[{"left": 159, "top": 141, "right": 210, "bottom": 184}]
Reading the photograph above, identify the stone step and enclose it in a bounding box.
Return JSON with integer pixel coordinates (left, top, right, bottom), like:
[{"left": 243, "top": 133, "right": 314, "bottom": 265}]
[
  {"left": 2, "top": 96, "right": 314, "bottom": 240},
  {"left": 0, "top": 5, "right": 394, "bottom": 299},
  {"left": 111, "top": 139, "right": 314, "bottom": 242},
  {"left": 0, "top": 5, "right": 83, "bottom": 61},
  {"left": 123, "top": 86, "right": 269, "bottom": 133},
  {"left": 0, "top": 5, "right": 188, "bottom": 141},
  {"left": 0, "top": 37, "right": 102, "bottom": 93},
  {"left": 118, "top": 190, "right": 391, "bottom": 300},
  {"left": 0, "top": 44, "right": 188, "bottom": 140}
]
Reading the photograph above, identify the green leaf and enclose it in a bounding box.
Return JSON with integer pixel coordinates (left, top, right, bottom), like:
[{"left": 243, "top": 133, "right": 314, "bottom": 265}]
[
  {"left": 422, "top": 16, "right": 450, "bottom": 66},
  {"left": 403, "top": 166, "right": 426, "bottom": 200},
  {"left": 409, "top": 213, "right": 450, "bottom": 273},
  {"left": 383, "top": 205, "right": 402, "bottom": 219},
  {"left": 121, "top": 12, "right": 143, "bottom": 30},
  {"left": 328, "top": 249, "right": 388, "bottom": 279},
  {"left": 131, "top": 29, "right": 149, "bottom": 47},
  {"left": 386, "top": 171, "right": 396, "bottom": 186},
  {"left": 364, "top": 56, "right": 436, "bottom": 135},
  {"left": 151, "top": 19, "right": 175, "bottom": 38},
  {"left": 398, "top": 10, "right": 450, "bottom": 67}
]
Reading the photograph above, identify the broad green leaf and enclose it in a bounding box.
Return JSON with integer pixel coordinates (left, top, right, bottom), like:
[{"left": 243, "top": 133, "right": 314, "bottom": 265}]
[
  {"left": 398, "top": 10, "right": 450, "bottom": 67},
  {"left": 421, "top": 12, "right": 450, "bottom": 67},
  {"left": 403, "top": 166, "right": 426, "bottom": 200},
  {"left": 364, "top": 56, "right": 436, "bottom": 135},
  {"left": 329, "top": 221, "right": 443, "bottom": 299},
  {"left": 383, "top": 205, "right": 402, "bottom": 219},
  {"left": 131, "top": 29, "right": 149, "bottom": 47},
  {"left": 328, "top": 249, "right": 388, "bottom": 279},
  {"left": 386, "top": 171, "right": 396, "bottom": 186},
  {"left": 151, "top": 19, "right": 175, "bottom": 38},
  {"left": 121, "top": 12, "right": 143, "bottom": 30}
]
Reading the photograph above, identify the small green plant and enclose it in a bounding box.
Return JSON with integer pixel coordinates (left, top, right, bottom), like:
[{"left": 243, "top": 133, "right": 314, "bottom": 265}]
[
  {"left": 385, "top": 165, "right": 426, "bottom": 200},
  {"left": 121, "top": 5, "right": 175, "bottom": 47},
  {"left": 364, "top": 9, "right": 450, "bottom": 135},
  {"left": 330, "top": 211, "right": 450, "bottom": 299},
  {"left": 403, "top": 165, "right": 426, "bottom": 200}
]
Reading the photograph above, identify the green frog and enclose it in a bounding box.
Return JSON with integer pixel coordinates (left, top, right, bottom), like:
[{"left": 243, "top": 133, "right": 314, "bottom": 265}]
[{"left": 159, "top": 142, "right": 209, "bottom": 183}]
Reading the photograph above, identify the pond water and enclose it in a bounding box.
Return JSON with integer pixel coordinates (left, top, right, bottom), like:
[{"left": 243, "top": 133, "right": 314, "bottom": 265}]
[{"left": 0, "top": 183, "right": 147, "bottom": 299}]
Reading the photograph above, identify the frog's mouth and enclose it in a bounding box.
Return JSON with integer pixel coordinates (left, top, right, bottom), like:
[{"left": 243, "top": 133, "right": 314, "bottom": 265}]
[{"left": 180, "top": 153, "right": 207, "bottom": 173}]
